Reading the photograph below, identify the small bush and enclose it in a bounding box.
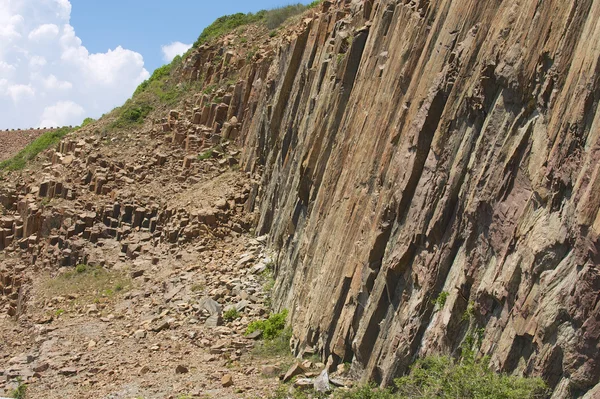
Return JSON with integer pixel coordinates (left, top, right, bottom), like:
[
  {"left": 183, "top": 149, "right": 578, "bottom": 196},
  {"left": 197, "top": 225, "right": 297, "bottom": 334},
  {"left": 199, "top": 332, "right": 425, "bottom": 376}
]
[
  {"left": 223, "top": 308, "right": 240, "bottom": 322},
  {"left": 133, "top": 63, "right": 172, "bottom": 97},
  {"left": 432, "top": 291, "right": 449, "bottom": 309},
  {"left": 334, "top": 384, "right": 394, "bottom": 399},
  {"left": 246, "top": 309, "right": 288, "bottom": 340},
  {"left": 75, "top": 264, "right": 87, "bottom": 274},
  {"left": 198, "top": 148, "right": 214, "bottom": 160},
  {"left": 0, "top": 126, "right": 73, "bottom": 171},
  {"left": 10, "top": 378, "right": 27, "bottom": 399},
  {"left": 252, "top": 327, "right": 293, "bottom": 358},
  {"left": 80, "top": 117, "right": 96, "bottom": 127},
  {"left": 193, "top": 12, "right": 266, "bottom": 48},
  {"left": 111, "top": 102, "right": 153, "bottom": 128},
  {"left": 394, "top": 356, "right": 549, "bottom": 399}
]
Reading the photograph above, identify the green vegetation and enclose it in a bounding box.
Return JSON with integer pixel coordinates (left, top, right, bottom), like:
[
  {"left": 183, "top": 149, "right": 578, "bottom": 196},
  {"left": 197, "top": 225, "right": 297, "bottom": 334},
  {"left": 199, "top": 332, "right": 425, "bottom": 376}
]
[
  {"left": 80, "top": 117, "right": 96, "bottom": 127},
  {"left": 75, "top": 264, "right": 87, "bottom": 273},
  {"left": 10, "top": 378, "right": 27, "bottom": 399},
  {"left": 192, "top": 3, "right": 315, "bottom": 48},
  {"left": 198, "top": 148, "right": 214, "bottom": 161},
  {"left": 330, "top": 338, "right": 549, "bottom": 399},
  {"left": 252, "top": 327, "right": 293, "bottom": 358},
  {"left": 432, "top": 291, "right": 449, "bottom": 309},
  {"left": 0, "top": 126, "right": 73, "bottom": 171},
  {"left": 462, "top": 301, "right": 476, "bottom": 321},
  {"left": 110, "top": 101, "right": 153, "bottom": 128},
  {"left": 41, "top": 265, "right": 132, "bottom": 308},
  {"left": 223, "top": 308, "right": 241, "bottom": 322},
  {"left": 193, "top": 12, "right": 265, "bottom": 48},
  {"left": 246, "top": 309, "right": 288, "bottom": 339}
]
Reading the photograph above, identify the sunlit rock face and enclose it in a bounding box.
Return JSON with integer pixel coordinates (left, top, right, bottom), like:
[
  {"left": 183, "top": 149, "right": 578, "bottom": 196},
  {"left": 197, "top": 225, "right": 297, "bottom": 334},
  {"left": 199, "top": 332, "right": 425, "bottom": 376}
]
[{"left": 234, "top": 1, "right": 600, "bottom": 397}]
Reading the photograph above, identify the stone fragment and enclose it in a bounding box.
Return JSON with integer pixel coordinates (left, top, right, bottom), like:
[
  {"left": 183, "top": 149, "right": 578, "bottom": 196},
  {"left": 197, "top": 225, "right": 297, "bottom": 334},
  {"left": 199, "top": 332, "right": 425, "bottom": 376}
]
[
  {"left": 221, "top": 374, "right": 234, "bottom": 387},
  {"left": 175, "top": 365, "right": 189, "bottom": 374},
  {"left": 283, "top": 362, "right": 307, "bottom": 382}
]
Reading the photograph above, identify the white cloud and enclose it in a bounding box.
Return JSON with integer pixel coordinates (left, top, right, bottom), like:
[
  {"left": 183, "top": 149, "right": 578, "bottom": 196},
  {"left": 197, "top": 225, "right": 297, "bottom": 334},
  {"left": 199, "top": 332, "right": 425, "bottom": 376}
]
[
  {"left": 29, "top": 55, "right": 47, "bottom": 68},
  {"left": 39, "top": 100, "right": 84, "bottom": 127},
  {"left": 28, "top": 23, "right": 59, "bottom": 41},
  {"left": 0, "top": 0, "right": 150, "bottom": 129},
  {"left": 7, "top": 84, "right": 34, "bottom": 102},
  {"left": 161, "top": 41, "right": 192, "bottom": 62},
  {"left": 43, "top": 74, "right": 72, "bottom": 90}
]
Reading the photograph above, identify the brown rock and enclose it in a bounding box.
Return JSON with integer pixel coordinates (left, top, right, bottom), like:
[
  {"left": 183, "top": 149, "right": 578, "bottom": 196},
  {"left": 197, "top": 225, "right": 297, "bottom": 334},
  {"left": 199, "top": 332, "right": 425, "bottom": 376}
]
[{"left": 221, "top": 374, "right": 234, "bottom": 387}]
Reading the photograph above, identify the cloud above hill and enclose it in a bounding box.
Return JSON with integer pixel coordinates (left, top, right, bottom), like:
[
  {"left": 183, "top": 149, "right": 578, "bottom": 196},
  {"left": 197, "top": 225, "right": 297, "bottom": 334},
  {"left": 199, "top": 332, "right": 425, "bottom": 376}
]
[
  {"left": 0, "top": 0, "right": 150, "bottom": 129},
  {"left": 161, "top": 41, "right": 192, "bottom": 62}
]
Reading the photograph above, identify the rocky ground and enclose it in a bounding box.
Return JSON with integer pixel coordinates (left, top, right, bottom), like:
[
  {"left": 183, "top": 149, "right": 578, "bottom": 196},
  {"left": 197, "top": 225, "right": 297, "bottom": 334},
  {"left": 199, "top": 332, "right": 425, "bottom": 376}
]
[
  {"left": 1, "top": 231, "right": 287, "bottom": 398},
  {"left": 0, "top": 80, "right": 333, "bottom": 396}
]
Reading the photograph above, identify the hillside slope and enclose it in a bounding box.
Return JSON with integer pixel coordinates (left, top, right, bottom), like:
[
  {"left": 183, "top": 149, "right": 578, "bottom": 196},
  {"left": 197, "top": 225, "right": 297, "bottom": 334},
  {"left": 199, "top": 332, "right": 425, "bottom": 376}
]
[{"left": 0, "top": 0, "right": 599, "bottom": 398}]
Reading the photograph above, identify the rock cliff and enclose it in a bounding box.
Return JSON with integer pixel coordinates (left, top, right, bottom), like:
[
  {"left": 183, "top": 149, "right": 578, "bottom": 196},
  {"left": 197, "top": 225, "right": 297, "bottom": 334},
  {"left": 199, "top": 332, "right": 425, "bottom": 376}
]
[
  {"left": 1, "top": 0, "right": 599, "bottom": 397},
  {"left": 233, "top": 0, "right": 600, "bottom": 397}
]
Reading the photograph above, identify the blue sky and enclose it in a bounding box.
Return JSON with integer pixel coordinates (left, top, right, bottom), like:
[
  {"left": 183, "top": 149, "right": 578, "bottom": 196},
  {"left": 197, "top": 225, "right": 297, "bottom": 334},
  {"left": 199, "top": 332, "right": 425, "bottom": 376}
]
[{"left": 70, "top": 0, "right": 314, "bottom": 73}]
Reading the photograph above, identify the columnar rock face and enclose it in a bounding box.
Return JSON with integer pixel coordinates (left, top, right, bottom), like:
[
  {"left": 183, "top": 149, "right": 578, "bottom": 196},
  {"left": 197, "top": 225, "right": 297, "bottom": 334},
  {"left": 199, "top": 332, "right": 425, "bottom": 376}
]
[{"left": 238, "top": 0, "right": 600, "bottom": 397}]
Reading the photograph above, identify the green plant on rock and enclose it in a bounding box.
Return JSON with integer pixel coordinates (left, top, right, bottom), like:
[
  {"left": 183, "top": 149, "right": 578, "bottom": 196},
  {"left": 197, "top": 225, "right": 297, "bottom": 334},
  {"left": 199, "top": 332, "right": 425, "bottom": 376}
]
[
  {"left": 432, "top": 291, "right": 449, "bottom": 310},
  {"left": 111, "top": 101, "right": 153, "bottom": 128},
  {"left": 394, "top": 355, "right": 549, "bottom": 399},
  {"left": 198, "top": 148, "right": 214, "bottom": 161},
  {"left": 10, "top": 378, "right": 27, "bottom": 399},
  {"left": 223, "top": 308, "right": 240, "bottom": 322},
  {"left": 193, "top": 12, "right": 266, "bottom": 48},
  {"left": 75, "top": 264, "right": 87, "bottom": 274},
  {"left": 80, "top": 117, "right": 96, "bottom": 127},
  {"left": 246, "top": 309, "right": 288, "bottom": 340},
  {"left": 462, "top": 301, "right": 476, "bottom": 321}
]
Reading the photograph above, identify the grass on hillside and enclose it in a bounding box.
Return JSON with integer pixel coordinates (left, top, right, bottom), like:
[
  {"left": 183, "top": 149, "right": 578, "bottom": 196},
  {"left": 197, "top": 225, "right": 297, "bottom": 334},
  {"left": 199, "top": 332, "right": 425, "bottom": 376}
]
[
  {"left": 40, "top": 264, "right": 132, "bottom": 313},
  {"left": 0, "top": 126, "right": 73, "bottom": 171},
  {"left": 193, "top": 2, "right": 323, "bottom": 48},
  {"left": 112, "top": 1, "right": 324, "bottom": 130}
]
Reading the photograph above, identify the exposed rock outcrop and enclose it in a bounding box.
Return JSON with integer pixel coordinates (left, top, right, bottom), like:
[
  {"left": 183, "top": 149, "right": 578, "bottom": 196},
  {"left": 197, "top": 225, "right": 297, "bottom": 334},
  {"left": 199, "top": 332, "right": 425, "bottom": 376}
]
[
  {"left": 2, "top": 0, "right": 600, "bottom": 397},
  {"left": 233, "top": 0, "right": 600, "bottom": 397}
]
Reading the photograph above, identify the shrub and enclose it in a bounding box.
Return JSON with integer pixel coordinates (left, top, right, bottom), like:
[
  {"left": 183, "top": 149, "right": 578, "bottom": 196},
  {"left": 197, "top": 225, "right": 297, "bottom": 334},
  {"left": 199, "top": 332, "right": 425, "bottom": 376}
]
[
  {"left": 432, "top": 291, "right": 449, "bottom": 309},
  {"left": 133, "top": 63, "right": 172, "bottom": 97},
  {"left": 10, "top": 378, "right": 27, "bottom": 399},
  {"left": 223, "top": 308, "right": 240, "bottom": 322},
  {"left": 111, "top": 102, "right": 153, "bottom": 128},
  {"left": 246, "top": 309, "right": 288, "bottom": 339},
  {"left": 0, "top": 126, "right": 73, "bottom": 171},
  {"left": 80, "top": 117, "right": 96, "bottom": 127},
  {"left": 252, "top": 327, "right": 293, "bottom": 358},
  {"left": 334, "top": 384, "right": 394, "bottom": 399},
  {"left": 193, "top": 12, "right": 266, "bottom": 48},
  {"left": 393, "top": 356, "right": 549, "bottom": 399},
  {"left": 198, "top": 148, "right": 214, "bottom": 161}
]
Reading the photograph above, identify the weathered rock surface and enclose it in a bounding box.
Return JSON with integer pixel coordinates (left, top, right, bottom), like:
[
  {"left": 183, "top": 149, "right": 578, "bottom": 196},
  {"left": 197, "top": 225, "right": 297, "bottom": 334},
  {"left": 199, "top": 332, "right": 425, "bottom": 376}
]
[
  {"left": 235, "top": 0, "right": 600, "bottom": 397},
  {"left": 2, "top": 0, "right": 600, "bottom": 397}
]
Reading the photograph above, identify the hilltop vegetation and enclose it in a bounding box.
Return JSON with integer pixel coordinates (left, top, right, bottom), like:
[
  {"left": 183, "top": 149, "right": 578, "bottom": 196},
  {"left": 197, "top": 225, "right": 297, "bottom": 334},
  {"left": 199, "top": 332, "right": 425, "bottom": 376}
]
[{"left": 109, "top": 2, "right": 325, "bottom": 131}]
